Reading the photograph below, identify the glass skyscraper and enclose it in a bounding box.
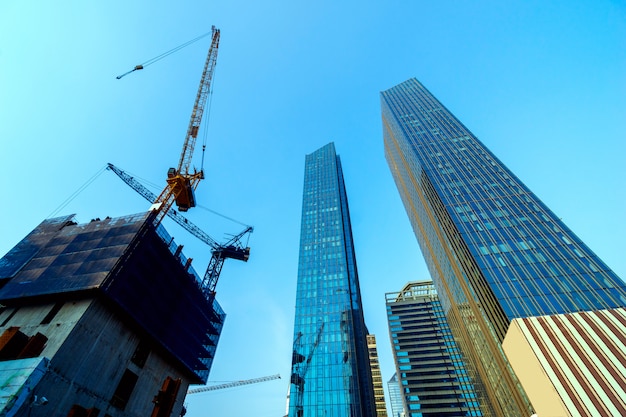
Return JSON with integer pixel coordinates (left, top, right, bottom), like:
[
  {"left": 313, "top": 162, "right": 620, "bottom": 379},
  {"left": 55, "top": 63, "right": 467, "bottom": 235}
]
[
  {"left": 387, "top": 373, "right": 406, "bottom": 417},
  {"left": 386, "top": 281, "right": 482, "bottom": 417},
  {"left": 288, "top": 143, "right": 376, "bottom": 417},
  {"left": 381, "top": 78, "right": 626, "bottom": 417}
]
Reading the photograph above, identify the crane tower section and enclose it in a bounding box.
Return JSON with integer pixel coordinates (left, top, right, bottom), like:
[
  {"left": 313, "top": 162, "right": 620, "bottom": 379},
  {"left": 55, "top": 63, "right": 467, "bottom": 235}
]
[{"left": 156, "top": 26, "right": 220, "bottom": 222}]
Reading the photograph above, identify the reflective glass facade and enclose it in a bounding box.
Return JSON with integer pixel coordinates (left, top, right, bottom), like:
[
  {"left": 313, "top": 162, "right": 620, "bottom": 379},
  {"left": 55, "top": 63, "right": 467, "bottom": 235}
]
[
  {"left": 387, "top": 373, "right": 406, "bottom": 417},
  {"left": 381, "top": 78, "right": 626, "bottom": 416},
  {"left": 289, "top": 143, "right": 376, "bottom": 417},
  {"left": 386, "top": 282, "right": 482, "bottom": 417}
]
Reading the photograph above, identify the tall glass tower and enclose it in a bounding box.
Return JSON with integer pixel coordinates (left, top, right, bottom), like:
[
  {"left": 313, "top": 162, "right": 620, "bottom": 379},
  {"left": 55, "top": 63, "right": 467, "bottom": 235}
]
[
  {"left": 387, "top": 373, "right": 406, "bottom": 417},
  {"left": 381, "top": 78, "right": 626, "bottom": 417},
  {"left": 288, "top": 143, "right": 376, "bottom": 417}
]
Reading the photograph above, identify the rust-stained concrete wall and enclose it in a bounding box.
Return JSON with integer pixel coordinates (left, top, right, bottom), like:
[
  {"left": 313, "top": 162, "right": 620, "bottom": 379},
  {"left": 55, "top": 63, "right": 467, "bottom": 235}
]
[{"left": 0, "top": 298, "right": 191, "bottom": 417}]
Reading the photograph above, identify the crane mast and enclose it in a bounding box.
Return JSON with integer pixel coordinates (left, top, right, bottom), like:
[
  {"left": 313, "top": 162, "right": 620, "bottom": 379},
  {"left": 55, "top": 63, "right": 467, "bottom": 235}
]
[
  {"left": 153, "top": 25, "right": 221, "bottom": 225},
  {"left": 177, "top": 25, "right": 219, "bottom": 175},
  {"left": 290, "top": 323, "right": 325, "bottom": 417}
]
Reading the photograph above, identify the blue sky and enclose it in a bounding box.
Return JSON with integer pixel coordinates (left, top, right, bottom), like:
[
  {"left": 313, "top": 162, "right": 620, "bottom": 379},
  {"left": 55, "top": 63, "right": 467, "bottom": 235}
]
[{"left": 1, "top": 1, "right": 624, "bottom": 416}]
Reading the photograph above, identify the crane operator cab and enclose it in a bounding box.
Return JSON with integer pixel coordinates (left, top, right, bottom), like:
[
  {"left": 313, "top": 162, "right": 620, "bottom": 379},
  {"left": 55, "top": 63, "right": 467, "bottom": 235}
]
[{"left": 166, "top": 167, "right": 196, "bottom": 212}]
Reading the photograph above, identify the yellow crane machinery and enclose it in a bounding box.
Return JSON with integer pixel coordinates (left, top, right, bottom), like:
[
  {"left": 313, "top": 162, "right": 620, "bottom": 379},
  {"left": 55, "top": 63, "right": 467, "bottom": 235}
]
[
  {"left": 151, "top": 25, "right": 220, "bottom": 224},
  {"left": 107, "top": 163, "right": 252, "bottom": 295},
  {"left": 109, "top": 27, "right": 251, "bottom": 295}
]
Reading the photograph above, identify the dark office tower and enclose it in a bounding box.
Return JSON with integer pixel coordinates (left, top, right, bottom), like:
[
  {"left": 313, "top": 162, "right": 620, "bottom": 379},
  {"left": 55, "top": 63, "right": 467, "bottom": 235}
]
[
  {"left": 386, "top": 281, "right": 482, "bottom": 417},
  {"left": 380, "top": 78, "right": 626, "bottom": 417},
  {"left": 288, "top": 143, "right": 376, "bottom": 417}
]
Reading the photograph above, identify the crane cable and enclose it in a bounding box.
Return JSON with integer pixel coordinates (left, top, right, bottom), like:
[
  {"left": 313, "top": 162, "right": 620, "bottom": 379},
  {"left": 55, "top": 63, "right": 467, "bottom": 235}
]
[
  {"left": 107, "top": 166, "right": 250, "bottom": 229},
  {"left": 47, "top": 165, "right": 108, "bottom": 219},
  {"left": 46, "top": 164, "right": 251, "bottom": 232},
  {"left": 200, "top": 71, "right": 216, "bottom": 174},
  {"left": 196, "top": 204, "right": 251, "bottom": 229},
  {"left": 116, "top": 30, "right": 214, "bottom": 79}
]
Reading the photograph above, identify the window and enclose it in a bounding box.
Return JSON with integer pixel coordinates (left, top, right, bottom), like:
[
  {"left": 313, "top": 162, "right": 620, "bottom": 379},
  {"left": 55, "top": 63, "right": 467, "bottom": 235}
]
[
  {"left": 0, "top": 308, "right": 19, "bottom": 327},
  {"left": 110, "top": 369, "right": 139, "bottom": 410},
  {"left": 131, "top": 340, "right": 150, "bottom": 368},
  {"left": 0, "top": 327, "right": 28, "bottom": 360},
  {"left": 41, "top": 302, "right": 64, "bottom": 325}
]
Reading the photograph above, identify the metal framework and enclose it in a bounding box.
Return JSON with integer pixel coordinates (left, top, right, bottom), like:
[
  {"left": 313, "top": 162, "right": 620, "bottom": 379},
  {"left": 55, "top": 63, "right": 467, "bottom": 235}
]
[
  {"left": 187, "top": 374, "right": 281, "bottom": 394},
  {"left": 107, "top": 163, "right": 252, "bottom": 294},
  {"left": 153, "top": 25, "right": 221, "bottom": 224}
]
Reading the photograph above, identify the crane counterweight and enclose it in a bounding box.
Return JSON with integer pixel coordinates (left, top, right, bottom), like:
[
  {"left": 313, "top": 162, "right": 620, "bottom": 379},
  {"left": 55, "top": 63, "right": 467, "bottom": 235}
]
[{"left": 166, "top": 168, "right": 202, "bottom": 212}]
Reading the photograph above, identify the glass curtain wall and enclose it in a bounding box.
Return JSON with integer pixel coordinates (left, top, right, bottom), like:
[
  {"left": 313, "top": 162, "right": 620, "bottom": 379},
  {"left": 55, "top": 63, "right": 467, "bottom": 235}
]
[
  {"left": 289, "top": 143, "right": 375, "bottom": 417},
  {"left": 380, "top": 78, "right": 626, "bottom": 417}
]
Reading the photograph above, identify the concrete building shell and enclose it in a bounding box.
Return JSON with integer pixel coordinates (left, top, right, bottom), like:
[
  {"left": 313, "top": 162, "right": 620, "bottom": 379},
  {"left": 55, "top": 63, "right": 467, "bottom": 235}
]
[{"left": 0, "top": 213, "right": 225, "bottom": 417}]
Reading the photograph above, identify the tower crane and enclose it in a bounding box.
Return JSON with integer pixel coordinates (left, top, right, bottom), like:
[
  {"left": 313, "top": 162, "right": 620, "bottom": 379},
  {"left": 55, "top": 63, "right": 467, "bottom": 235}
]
[
  {"left": 151, "top": 25, "right": 220, "bottom": 226},
  {"left": 109, "top": 26, "right": 249, "bottom": 294},
  {"left": 290, "top": 323, "right": 325, "bottom": 417},
  {"left": 107, "top": 163, "right": 251, "bottom": 294},
  {"left": 187, "top": 374, "right": 281, "bottom": 394}
]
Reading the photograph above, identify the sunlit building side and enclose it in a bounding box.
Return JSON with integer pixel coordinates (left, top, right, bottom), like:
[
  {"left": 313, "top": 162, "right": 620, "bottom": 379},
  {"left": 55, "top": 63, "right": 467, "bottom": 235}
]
[
  {"left": 367, "top": 334, "right": 388, "bottom": 416},
  {"left": 503, "top": 308, "right": 626, "bottom": 416}
]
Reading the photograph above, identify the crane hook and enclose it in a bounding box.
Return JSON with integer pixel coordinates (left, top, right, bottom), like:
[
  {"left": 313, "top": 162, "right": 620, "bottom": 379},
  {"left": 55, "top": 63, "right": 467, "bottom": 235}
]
[
  {"left": 115, "top": 29, "right": 213, "bottom": 80},
  {"left": 116, "top": 65, "right": 144, "bottom": 80}
]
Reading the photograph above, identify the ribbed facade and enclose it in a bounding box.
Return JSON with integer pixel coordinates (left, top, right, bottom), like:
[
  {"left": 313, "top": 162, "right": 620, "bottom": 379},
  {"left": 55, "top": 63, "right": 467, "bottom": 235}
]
[
  {"left": 386, "top": 281, "right": 482, "bottom": 417},
  {"left": 367, "top": 334, "right": 388, "bottom": 416},
  {"left": 503, "top": 308, "right": 626, "bottom": 417},
  {"left": 288, "top": 143, "right": 376, "bottom": 417},
  {"left": 380, "top": 78, "right": 626, "bottom": 417}
]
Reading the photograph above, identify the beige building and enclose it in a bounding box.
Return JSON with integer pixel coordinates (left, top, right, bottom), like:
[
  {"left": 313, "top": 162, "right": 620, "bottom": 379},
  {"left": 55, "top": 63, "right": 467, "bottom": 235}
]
[
  {"left": 503, "top": 308, "right": 626, "bottom": 417},
  {"left": 366, "top": 335, "right": 387, "bottom": 417}
]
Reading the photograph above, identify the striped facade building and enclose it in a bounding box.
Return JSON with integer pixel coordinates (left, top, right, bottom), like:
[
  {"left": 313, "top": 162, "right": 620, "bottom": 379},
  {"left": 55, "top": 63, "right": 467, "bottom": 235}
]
[
  {"left": 386, "top": 281, "right": 482, "bottom": 416},
  {"left": 503, "top": 308, "right": 626, "bottom": 417}
]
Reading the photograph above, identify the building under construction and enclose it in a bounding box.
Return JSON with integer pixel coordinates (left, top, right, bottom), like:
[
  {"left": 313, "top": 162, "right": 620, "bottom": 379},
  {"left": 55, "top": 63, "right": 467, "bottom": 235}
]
[
  {"left": 0, "top": 24, "right": 254, "bottom": 417},
  {"left": 0, "top": 212, "right": 225, "bottom": 416}
]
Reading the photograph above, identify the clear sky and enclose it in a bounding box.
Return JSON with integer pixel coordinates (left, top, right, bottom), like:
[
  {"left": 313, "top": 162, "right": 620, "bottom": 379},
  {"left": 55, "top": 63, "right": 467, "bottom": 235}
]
[{"left": 1, "top": 1, "right": 624, "bottom": 416}]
